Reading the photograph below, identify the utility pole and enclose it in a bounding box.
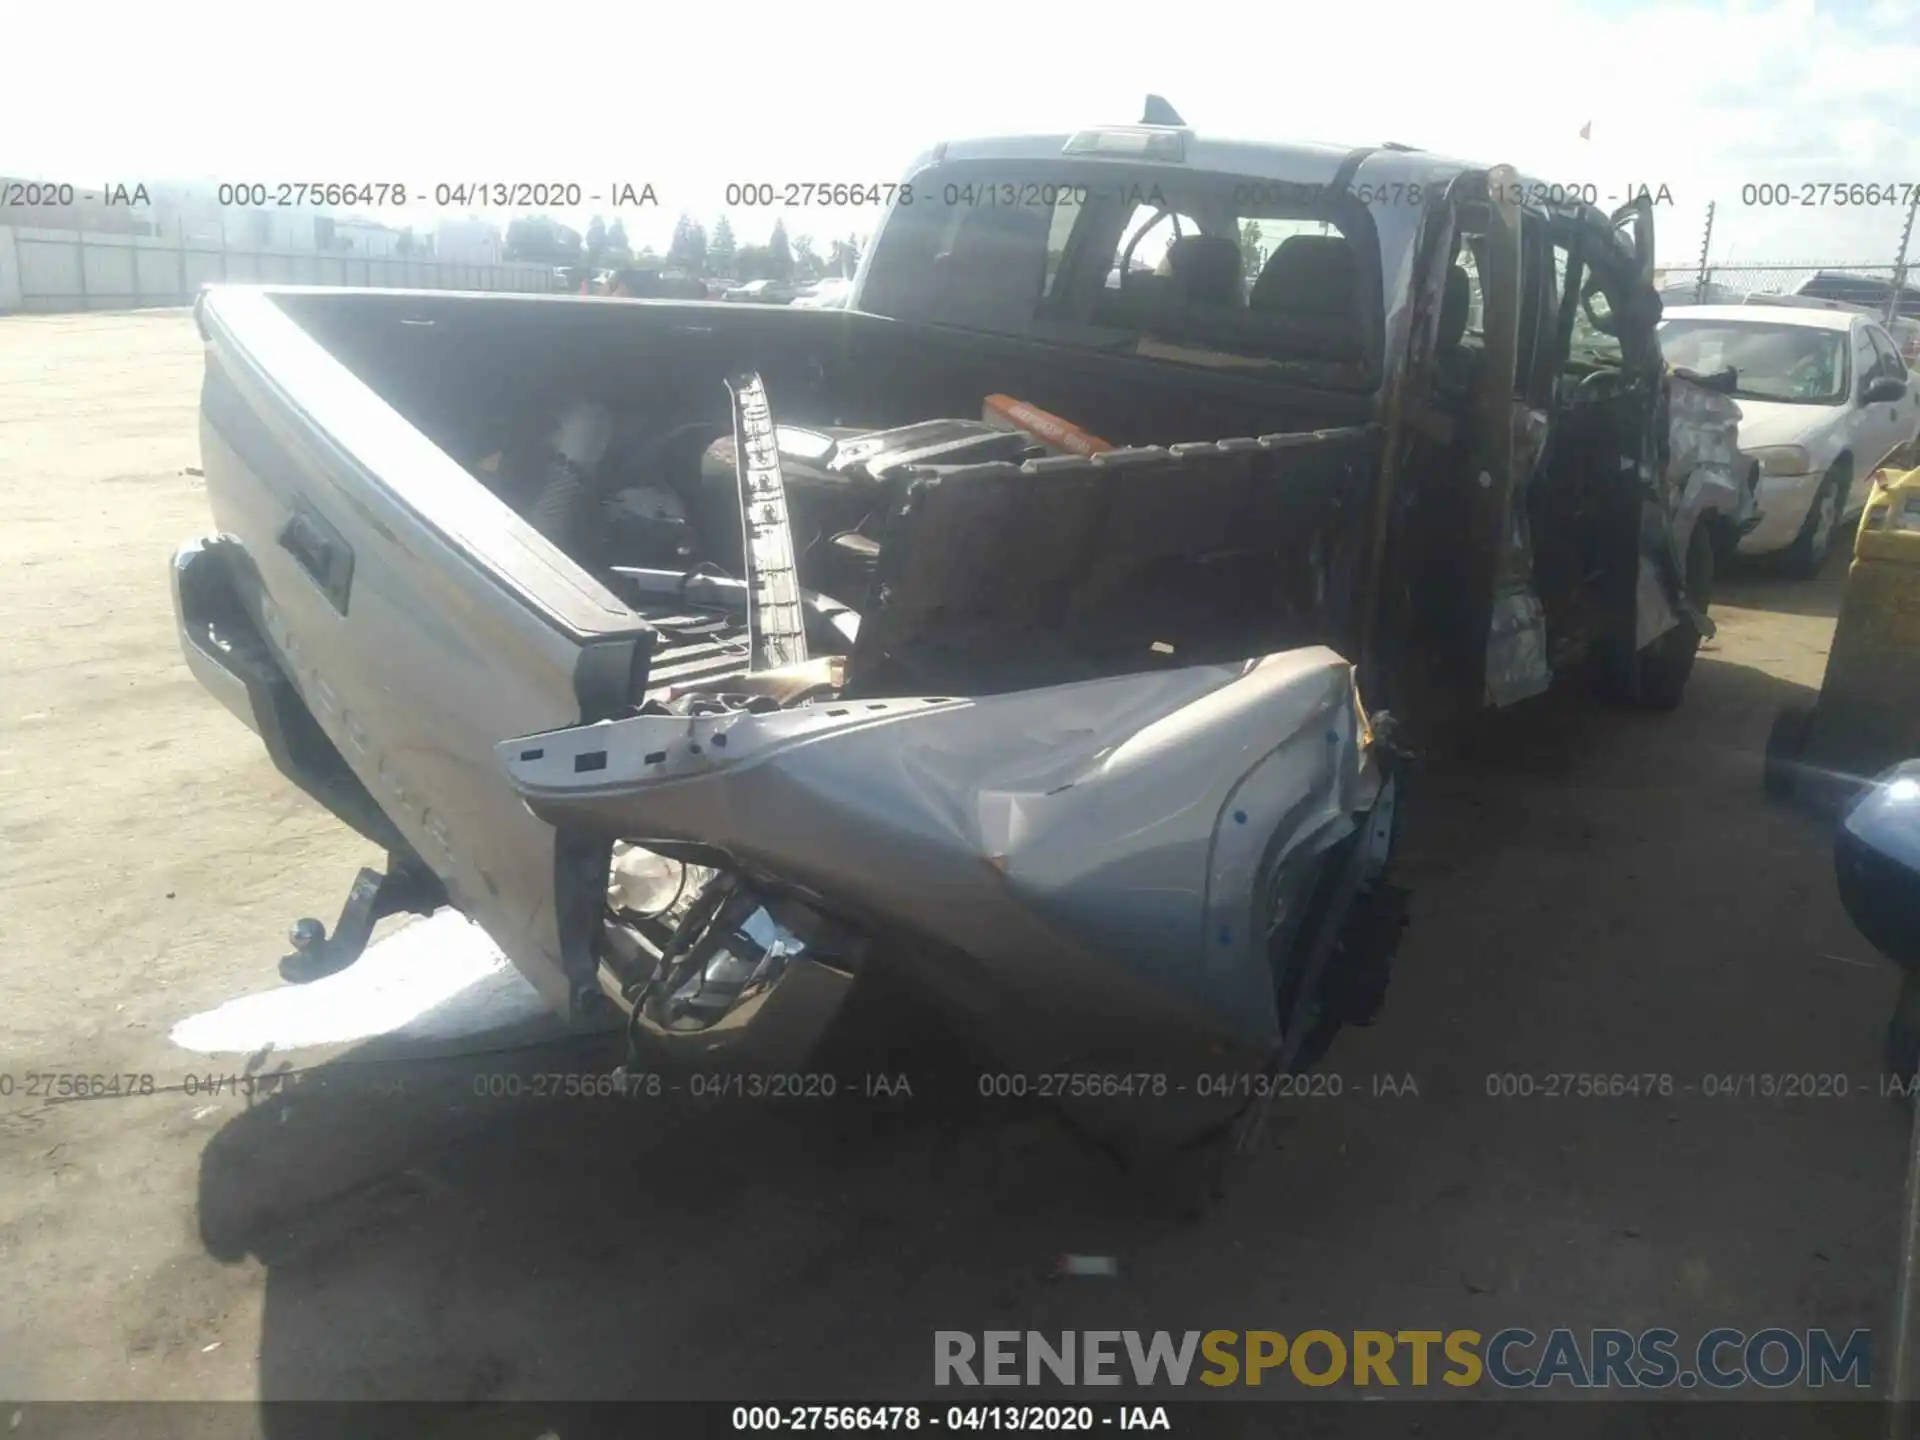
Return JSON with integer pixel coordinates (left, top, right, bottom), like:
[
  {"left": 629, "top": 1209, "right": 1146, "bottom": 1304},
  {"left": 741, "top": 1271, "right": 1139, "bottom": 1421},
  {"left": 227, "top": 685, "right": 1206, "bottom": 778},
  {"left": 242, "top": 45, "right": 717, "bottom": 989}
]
[
  {"left": 1694, "top": 202, "right": 1715, "bottom": 305},
  {"left": 1890, "top": 188, "right": 1919, "bottom": 325}
]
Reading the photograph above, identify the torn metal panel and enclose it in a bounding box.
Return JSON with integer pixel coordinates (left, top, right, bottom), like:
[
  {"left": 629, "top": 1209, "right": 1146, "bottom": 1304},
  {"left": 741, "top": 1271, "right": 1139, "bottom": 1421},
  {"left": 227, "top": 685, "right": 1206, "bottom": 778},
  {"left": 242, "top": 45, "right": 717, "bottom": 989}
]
[
  {"left": 1485, "top": 590, "right": 1551, "bottom": 708},
  {"left": 499, "top": 647, "right": 1380, "bottom": 1054},
  {"left": 1633, "top": 374, "right": 1749, "bottom": 650},
  {"left": 1667, "top": 373, "right": 1754, "bottom": 535},
  {"left": 1483, "top": 405, "right": 1552, "bottom": 708},
  {"left": 727, "top": 372, "right": 810, "bottom": 671}
]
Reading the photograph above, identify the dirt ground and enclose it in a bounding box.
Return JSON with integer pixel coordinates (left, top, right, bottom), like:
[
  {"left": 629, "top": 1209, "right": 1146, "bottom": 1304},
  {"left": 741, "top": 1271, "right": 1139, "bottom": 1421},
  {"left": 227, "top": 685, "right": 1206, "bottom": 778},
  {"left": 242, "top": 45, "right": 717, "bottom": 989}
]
[{"left": 0, "top": 310, "right": 1910, "bottom": 1419}]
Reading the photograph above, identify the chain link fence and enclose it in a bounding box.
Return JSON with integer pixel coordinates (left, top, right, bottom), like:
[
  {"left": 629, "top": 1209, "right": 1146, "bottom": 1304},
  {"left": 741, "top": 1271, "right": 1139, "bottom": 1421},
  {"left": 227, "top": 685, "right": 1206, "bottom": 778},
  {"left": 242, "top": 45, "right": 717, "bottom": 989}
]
[
  {"left": 0, "top": 224, "right": 558, "bottom": 314},
  {"left": 1653, "top": 262, "right": 1904, "bottom": 304}
]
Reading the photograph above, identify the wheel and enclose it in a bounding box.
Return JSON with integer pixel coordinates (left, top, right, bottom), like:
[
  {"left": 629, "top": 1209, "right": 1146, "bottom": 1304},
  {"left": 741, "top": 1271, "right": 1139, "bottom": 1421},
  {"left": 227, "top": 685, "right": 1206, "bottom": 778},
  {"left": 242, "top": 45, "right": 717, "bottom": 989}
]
[
  {"left": 1763, "top": 702, "right": 1815, "bottom": 800},
  {"left": 1783, "top": 464, "right": 1849, "bottom": 579},
  {"left": 1633, "top": 521, "right": 1716, "bottom": 711}
]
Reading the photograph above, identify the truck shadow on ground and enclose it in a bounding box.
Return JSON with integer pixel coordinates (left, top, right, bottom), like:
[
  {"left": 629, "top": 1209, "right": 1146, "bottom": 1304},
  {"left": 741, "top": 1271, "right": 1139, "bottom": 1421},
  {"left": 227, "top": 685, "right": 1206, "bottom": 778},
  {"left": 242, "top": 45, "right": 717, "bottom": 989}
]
[{"left": 194, "top": 648, "right": 1909, "bottom": 1424}]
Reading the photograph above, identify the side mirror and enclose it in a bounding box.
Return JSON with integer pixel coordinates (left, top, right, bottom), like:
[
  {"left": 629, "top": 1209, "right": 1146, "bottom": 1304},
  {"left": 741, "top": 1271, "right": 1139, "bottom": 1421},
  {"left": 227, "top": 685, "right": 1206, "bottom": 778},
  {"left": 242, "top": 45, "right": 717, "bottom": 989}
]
[
  {"left": 1866, "top": 375, "right": 1908, "bottom": 404},
  {"left": 1836, "top": 762, "right": 1920, "bottom": 969}
]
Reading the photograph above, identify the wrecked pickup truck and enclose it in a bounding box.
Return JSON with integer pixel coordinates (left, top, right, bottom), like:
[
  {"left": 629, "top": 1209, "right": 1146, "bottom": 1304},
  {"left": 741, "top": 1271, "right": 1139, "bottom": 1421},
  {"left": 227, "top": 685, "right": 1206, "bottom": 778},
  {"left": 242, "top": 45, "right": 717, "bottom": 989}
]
[{"left": 172, "top": 115, "right": 1751, "bottom": 1161}]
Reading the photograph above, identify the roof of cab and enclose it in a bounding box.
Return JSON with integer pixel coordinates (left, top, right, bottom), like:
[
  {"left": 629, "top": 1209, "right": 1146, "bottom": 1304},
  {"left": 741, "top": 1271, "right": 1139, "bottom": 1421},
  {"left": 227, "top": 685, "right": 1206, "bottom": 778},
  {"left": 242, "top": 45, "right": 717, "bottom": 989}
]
[
  {"left": 921, "top": 128, "right": 1491, "bottom": 192},
  {"left": 1663, "top": 304, "right": 1864, "bottom": 332}
]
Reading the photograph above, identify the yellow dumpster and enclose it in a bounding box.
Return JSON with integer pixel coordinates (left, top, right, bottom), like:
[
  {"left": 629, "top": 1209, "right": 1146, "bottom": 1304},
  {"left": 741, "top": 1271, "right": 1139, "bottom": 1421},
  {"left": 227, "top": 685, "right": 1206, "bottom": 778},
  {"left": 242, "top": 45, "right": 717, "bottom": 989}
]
[{"left": 1766, "top": 466, "right": 1920, "bottom": 805}]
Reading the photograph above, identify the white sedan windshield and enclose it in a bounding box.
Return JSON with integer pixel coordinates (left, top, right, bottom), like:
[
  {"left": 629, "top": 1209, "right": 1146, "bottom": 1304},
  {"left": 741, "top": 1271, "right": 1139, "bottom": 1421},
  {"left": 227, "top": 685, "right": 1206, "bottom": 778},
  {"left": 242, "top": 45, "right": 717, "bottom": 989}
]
[{"left": 1658, "top": 319, "right": 1848, "bottom": 405}]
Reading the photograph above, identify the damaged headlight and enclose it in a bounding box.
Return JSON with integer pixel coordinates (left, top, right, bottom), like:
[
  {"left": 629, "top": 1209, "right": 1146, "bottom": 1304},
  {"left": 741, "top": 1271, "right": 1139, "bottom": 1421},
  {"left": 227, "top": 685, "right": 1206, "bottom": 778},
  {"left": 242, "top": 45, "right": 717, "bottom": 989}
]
[{"left": 1750, "top": 445, "right": 1813, "bottom": 477}]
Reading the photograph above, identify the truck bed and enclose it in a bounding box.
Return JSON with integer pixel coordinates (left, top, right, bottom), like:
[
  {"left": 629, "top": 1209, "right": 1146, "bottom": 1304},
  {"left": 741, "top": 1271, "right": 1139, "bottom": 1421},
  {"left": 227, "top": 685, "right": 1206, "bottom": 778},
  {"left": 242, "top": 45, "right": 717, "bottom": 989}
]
[{"left": 176, "top": 285, "right": 1397, "bottom": 1143}]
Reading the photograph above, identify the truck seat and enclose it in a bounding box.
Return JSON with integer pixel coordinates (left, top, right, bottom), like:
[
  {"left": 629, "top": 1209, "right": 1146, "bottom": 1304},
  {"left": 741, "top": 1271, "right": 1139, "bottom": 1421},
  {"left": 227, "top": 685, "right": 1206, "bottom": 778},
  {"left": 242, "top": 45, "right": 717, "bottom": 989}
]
[
  {"left": 931, "top": 207, "right": 1049, "bottom": 329},
  {"left": 1164, "top": 235, "right": 1244, "bottom": 310},
  {"left": 1250, "top": 235, "right": 1358, "bottom": 319},
  {"left": 1243, "top": 234, "right": 1368, "bottom": 363}
]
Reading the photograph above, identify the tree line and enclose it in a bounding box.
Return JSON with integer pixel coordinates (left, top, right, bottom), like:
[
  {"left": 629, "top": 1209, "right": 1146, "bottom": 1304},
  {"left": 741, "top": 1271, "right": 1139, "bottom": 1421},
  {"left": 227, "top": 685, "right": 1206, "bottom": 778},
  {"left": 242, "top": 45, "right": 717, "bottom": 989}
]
[{"left": 504, "top": 211, "right": 863, "bottom": 280}]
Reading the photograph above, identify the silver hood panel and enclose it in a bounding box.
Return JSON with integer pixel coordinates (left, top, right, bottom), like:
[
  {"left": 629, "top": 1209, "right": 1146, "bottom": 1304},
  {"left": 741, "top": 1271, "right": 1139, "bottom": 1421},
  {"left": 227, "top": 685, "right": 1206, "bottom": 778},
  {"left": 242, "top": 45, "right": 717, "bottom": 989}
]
[{"left": 499, "top": 647, "right": 1379, "bottom": 1054}]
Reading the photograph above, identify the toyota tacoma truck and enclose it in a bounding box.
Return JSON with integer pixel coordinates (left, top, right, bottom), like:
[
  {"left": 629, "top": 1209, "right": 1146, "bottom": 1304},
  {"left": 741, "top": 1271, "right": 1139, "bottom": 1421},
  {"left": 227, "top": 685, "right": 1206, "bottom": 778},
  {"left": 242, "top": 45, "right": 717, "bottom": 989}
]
[{"left": 171, "top": 106, "right": 1749, "bottom": 1162}]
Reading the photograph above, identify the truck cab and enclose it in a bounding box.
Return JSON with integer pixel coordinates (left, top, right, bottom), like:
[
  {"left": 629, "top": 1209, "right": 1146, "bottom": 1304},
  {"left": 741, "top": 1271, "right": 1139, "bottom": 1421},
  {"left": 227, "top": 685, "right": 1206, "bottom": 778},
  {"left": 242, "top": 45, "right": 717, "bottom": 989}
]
[{"left": 845, "top": 119, "right": 1746, "bottom": 716}]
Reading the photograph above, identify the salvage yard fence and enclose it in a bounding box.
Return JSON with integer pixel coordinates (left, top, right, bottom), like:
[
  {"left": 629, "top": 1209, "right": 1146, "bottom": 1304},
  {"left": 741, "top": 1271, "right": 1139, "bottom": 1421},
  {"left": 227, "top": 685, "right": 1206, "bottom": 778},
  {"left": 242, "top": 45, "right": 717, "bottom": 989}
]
[
  {"left": 0, "top": 224, "right": 558, "bottom": 314},
  {"left": 6, "top": 221, "right": 1913, "bottom": 323},
  {"left": 1653, "top": 262, "right": 1915, "bottom": 316}
]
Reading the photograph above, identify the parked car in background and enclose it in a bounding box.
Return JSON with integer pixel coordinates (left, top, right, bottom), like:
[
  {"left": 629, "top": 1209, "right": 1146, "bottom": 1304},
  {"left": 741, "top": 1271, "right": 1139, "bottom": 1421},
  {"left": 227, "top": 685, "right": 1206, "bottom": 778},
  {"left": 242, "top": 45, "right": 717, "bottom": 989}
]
[
  {"left": 1794, "top": 269, "right": 1920, "bottom": 341},
  {"left": 1890, "top": 315, "right": 1920, "bottom": 368},
  {"left": 1738, "top": 292, "right": 1920, "bottom": 382},
  {"left": 1748, "top": 292, "right": 1920, "bottom": 418},
  {"left": 721, "top": 278, "right": 803, "bottom": 304},
  {"left": 601, "top": 269, "right": 706, "bottom": 300},
  {"left": 1658, "top": 280, "right": 1750, "bottom": 308},
  {"left": 1660, "top": 304, "right": 1920, "bottom": 575},
  {"left": 790, "top": 277, "right": 854, "bottom": 310}
]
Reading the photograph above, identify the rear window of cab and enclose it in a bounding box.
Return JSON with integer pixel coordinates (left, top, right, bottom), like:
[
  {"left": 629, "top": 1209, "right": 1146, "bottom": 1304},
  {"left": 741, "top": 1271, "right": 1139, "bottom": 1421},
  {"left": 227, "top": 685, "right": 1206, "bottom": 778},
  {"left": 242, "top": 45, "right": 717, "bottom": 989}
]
[{"left": 857, "top": 161, "right": 1385, "bottom": 389}]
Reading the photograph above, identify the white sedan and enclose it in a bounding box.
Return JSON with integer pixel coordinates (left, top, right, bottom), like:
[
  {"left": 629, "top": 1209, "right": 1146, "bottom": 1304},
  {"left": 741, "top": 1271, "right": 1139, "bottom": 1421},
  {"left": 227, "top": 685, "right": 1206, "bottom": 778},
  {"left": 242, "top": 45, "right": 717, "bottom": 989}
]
[
  {"left": 790, "top": 277, "right": 853, "bottom": 310},
  {"left": 1661, "top": 305, "right": 1920, "bottom": 575}
]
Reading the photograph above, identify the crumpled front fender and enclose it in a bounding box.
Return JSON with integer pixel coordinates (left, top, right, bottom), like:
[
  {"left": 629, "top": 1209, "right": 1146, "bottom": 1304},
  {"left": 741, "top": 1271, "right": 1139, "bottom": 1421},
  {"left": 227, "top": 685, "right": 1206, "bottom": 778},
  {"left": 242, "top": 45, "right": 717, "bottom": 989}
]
[
  {"left": 1636, "top": 373, "right": 1754, "bottom": 650},
  {"left": 1669, "top": 372, "right": 1756, "bottom": 538}
]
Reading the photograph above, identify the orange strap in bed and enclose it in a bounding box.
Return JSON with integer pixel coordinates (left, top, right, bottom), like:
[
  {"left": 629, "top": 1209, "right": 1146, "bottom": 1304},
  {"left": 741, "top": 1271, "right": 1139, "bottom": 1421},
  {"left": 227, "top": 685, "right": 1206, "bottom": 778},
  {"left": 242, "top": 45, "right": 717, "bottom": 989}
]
[{"left": 982, "top": 394, "right": 1114, "bottom": 457}]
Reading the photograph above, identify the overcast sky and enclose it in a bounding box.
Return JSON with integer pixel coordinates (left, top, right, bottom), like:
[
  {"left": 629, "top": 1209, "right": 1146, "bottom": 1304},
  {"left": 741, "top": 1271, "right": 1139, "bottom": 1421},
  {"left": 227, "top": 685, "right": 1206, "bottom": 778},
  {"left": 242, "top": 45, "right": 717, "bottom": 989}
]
[{"left": 4, "top": 0, "right": 1914, "bottom": 267}]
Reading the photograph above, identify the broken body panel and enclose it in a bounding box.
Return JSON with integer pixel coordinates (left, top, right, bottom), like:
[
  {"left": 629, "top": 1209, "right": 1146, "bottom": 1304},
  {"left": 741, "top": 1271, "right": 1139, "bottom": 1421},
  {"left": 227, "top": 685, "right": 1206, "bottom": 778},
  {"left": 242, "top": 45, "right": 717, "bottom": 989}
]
[{"left": 506, "top": 649, "right": 1387, "bottom": 1147}]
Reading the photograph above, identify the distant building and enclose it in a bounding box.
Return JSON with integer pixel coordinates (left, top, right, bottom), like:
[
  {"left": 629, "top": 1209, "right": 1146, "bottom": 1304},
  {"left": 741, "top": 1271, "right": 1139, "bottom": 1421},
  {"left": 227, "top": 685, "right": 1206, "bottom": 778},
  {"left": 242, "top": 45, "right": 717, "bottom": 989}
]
[
  {"left": 0, "top": 176, "right": 404, "bottom": 255},
  {"left": 434, "top": 216, "right": 504, "bottom": 265},
  {"left": 0, "top": 177, "right": 160, "bottom": 235},
  {"left": 317, "top": 215, "right": 404, "bottom": 257}
]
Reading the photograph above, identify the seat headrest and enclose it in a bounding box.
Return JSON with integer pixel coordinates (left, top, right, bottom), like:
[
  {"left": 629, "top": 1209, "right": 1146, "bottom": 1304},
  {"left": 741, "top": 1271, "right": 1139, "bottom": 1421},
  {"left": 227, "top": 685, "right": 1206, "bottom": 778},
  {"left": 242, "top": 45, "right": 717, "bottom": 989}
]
[
  {"left": 942, "top": 204, "right": 1051, "bottom": 271},
  {"left": 1164, "top": 234, "right": 1243, "bottom": 309},
  {"left": 932, "top": 206, "right": 1049, "bottom": 320},
  {"left": 1250, "top": 235, "right": 1357, "bottom": 316}
]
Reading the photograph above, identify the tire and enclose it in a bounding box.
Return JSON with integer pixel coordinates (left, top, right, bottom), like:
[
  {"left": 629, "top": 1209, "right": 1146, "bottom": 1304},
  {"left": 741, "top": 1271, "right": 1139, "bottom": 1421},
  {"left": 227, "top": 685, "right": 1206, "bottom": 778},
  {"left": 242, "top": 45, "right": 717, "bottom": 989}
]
[
  {"left": 1763, "top": 702, "right": 1814, "bottom": 800},
  {"left": 1633, "top": 520, "right": 1715, "bottom": 711},
  {"left": 1783, "top": 463, "right": 1849, "bottom": 579}
]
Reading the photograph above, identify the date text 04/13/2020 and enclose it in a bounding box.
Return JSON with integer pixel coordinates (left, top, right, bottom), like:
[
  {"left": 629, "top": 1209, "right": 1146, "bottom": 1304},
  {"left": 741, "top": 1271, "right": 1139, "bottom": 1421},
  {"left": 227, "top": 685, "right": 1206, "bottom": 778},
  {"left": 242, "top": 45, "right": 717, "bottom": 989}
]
[{"left": 728, "top": 1404, "right": 1170, "bottom": 1432}]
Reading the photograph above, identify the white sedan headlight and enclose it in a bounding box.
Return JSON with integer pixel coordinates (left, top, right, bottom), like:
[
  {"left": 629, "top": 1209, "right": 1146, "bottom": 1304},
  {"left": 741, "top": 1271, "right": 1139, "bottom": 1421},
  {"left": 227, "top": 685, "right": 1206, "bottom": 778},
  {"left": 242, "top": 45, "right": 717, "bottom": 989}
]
[{"left": 1750, "top": 445, "right": 1813, "bottom": 477}]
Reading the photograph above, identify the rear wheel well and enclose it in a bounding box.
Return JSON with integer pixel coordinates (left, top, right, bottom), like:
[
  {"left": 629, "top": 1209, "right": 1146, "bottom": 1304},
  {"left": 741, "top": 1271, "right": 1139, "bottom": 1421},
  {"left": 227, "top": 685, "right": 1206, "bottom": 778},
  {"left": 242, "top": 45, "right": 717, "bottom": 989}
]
[{"left": 1829, "top": 451, "right": 1857, "bottom": 520}]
